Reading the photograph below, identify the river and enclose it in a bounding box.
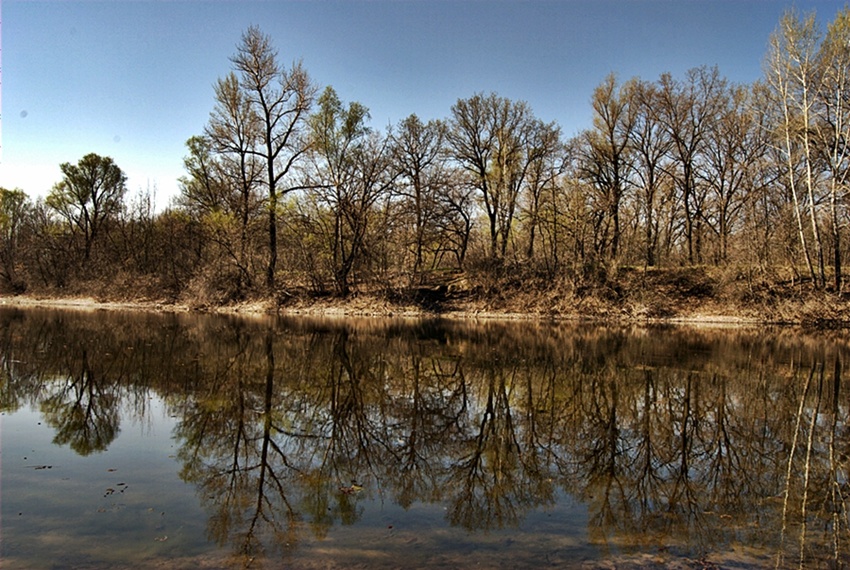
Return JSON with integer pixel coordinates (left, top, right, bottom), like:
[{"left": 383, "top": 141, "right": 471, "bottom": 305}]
[{"left": 1, "top": 307, "right": 847, "bottom": 568}]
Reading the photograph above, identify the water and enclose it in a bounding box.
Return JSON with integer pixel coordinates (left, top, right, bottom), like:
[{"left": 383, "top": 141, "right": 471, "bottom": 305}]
[{"left": 1, "top": 307, "right": 847, "bottom": 568}]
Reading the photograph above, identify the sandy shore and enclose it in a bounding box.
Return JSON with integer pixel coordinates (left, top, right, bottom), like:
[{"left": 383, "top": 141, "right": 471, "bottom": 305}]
[{"left": 0, "top": 295, "right": 193, "bottom": 313}]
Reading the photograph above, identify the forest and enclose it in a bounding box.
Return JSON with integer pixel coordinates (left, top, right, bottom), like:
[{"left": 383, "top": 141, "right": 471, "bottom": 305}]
[{"left": 2, "top": 9, "right": 850, "bottom": 323}]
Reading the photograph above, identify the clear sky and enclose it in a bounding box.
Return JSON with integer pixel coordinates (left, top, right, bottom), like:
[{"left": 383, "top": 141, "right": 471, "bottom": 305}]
[{"left": 1, "top": 0, "right": 847, "bottom": 209}]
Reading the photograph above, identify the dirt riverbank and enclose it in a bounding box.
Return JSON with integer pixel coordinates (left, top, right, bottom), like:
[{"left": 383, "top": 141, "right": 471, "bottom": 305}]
[{"left": 2, "top": 267, "right": 847, "bottom": 327}]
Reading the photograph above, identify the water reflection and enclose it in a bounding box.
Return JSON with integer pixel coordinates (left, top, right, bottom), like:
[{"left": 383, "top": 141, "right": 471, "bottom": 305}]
[{"left": 2, "top": 308, "right": 849, "bottom": 568}]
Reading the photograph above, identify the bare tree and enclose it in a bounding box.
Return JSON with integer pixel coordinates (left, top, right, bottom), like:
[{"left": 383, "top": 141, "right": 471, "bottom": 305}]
[
  {"left": 435, "top": 171, "right": 476, "bottom": 270},
  {"left": 657, "top": 66, "right": 727, "bottom": 264},
  {"left": 626, "top": 79, "right": 673, "bottom": 267},
  {"left": 447, "top": 93, "right": 554, "bottom": 259},
  {"left": 390, "top": 114, "right": 449, "bottom": 281},
  {"left": 765, "top": 10, "right": 826, "bottom": 287},
  {"left": 815, "top": 7, "right": 850, "bottom": 292},
  {"left": 230, "top": 26, "right": 317, "bottom": 292},
  {"left": 521, "top": 122, "right": 564, "bottom": 262},
  {"left": 577, "top": 74, "right": 636, "bottom": 261},
  {"left": 701, "top": 83, "right": 769, "bottom": 263}
]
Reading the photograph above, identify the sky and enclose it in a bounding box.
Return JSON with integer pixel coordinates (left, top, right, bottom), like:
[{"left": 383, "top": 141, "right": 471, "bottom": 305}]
[{"left": 1, "top": 0, "right": 848, "bottom": 209}]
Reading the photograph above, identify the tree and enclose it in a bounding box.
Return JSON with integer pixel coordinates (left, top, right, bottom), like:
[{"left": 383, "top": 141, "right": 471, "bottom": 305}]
[
  {"left": 657, "top": 66, "right": 727, "bottom": 264},
  {"left": 626, "top": 79, "right": 673, "bottom": 267},
  {"left": 765, "top": 10, "right": 826, "bottom": 287},
  {"left": 520, "top": 121, "right": 564, "bottom": 262},
  {"left": 700, "top": 83, "right": 769, "bottom": 263},
  {"left": 815, "top": 7, "right": 850, "bottom": 292},
  {"left": 229, "top": 26, "right": 317, "bottom": 292},
  {"left": 46, "top": 153, "right": 127, "bottom": 264},
  {"left": 178, "top": 136, "right": 231, "bottom": 215},
  {"left": 306, "top": 87, "right": 395, "bottom": 296},
  {"left": 178, "top": 133, "right": 263, "bottom": 301},
  {"left": 436, "top": 174, "right": 476, "bottom": 270},
  {"left": 390, "top": 114, "right": 450, "bottom": 281},
  {"left": 448, "top": 93, "right": 553, "bottom": 259},
  {"left": 0, "top": 188, "right": 30, "bottom": 292},
  {"left": 577, "top": 74, "right": 636, "bottom": 261},
  {"left": 205, "top": 71, "right": 266, "bottom": 295}
]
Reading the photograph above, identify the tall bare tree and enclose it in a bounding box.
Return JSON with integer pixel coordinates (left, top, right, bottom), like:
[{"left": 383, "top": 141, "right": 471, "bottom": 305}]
[
  {"left": 657, "top": 66, "right": 727, "bottom": 264},
  {"left": 626, "top": 79, "right": 673, "bottom": 267},
  {"left": 766, "top": 10, "right": 826, "bottom": 287},
  {"left": 230, "top": 26, "right": 317, "bottom": 292},
  {"left": 701, "top": 83, "right": 769, "bottom": 263},
  {"left": 522, "top": 123, "right": 564, "bottom": 262}
]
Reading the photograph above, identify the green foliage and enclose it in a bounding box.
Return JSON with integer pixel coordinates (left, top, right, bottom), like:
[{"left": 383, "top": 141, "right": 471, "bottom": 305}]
[
  {"left": 178, "top": 135, "right": 232, "bottom": 215},
  {"left": 0, "top": 188, "right": 28, "bottom": 236},
  {"left": 305, "top": 86, "right": 390, "bottom": 296},
  {"left": 45, "top": 153, "right": 127, "bottom": 263},
  {"left": 310, "top": 86, "right": 371, "bottom": 164}
]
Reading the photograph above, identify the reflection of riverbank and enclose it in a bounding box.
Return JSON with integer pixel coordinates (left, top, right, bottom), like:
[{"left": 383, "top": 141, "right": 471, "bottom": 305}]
[{"left": 1, "top": 307, "right": 848, "bottom": 568}]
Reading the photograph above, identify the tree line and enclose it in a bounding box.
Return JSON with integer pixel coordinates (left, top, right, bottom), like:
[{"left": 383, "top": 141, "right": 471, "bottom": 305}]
[{"left": 2, "top": 9, "right": 849, "bottom": 304}]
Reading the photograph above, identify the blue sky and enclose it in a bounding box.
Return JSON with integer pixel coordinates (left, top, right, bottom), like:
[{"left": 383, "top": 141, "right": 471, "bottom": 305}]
[{"left": 1, "top": 0, "right": 847, "bottom": 208}]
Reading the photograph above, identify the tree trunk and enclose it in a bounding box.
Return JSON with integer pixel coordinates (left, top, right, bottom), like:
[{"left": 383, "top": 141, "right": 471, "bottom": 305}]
[{"left": 831, "top": 183, "right": 842, "bottom": 292}]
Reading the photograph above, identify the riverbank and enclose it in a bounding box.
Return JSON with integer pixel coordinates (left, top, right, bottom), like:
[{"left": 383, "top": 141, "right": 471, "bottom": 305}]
[
  {"left": 2, "top": 265, "right": 848, "bottom": 327},
  {"left": 0, "top": 289, "right": 748, "bottom": 323}
]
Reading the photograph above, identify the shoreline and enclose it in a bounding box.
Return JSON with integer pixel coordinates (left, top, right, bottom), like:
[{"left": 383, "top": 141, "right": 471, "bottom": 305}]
[{"left": 0, "top": 293, "right": 773, "bottom": 328}]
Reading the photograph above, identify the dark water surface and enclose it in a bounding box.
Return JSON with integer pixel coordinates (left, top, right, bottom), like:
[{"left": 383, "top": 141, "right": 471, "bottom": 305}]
[{"left": 1, "top": 307, "right": 849, "bottom": 569}]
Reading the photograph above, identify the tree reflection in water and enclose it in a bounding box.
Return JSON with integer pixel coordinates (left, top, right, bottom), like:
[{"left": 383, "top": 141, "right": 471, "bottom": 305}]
[
  {"left": 2, "top": 308, "right": 850, "bottom": 568},
  {"left": 40, "top": 348, "right": 121, "bottom": 455}
]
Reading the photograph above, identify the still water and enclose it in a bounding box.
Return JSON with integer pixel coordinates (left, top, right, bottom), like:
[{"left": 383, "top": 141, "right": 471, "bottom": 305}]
[{"left": 1, "top": 307, "right": 848, "bottom": 569}]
